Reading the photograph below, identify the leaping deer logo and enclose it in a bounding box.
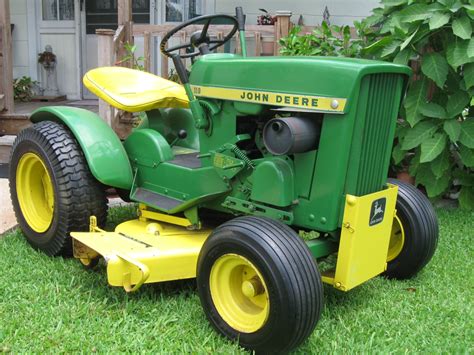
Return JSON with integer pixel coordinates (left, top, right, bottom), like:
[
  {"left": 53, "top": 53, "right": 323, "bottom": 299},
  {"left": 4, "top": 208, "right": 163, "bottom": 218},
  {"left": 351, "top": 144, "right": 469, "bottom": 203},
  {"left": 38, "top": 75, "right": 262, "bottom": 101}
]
[{"left": 370, "top": 199, "right": 385, "bottom": 225}]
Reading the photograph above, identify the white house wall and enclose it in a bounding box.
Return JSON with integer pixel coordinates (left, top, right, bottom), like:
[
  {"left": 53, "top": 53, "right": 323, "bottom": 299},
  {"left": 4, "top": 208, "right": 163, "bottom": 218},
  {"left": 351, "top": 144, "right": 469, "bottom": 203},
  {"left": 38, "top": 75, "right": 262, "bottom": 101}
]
[
  {"left": 10, "top": 0, "right": 29, "bottom": 79},
  {"left": 215, "top": 0, "right": 380, "bottom": 26}
]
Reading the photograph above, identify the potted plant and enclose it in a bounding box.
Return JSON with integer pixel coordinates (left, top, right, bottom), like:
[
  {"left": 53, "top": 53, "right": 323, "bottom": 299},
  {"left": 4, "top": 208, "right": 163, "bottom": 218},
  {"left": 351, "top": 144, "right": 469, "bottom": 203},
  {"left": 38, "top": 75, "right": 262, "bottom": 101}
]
[{"left": 257, "top": 9, "right": 276, "bottom": 55}]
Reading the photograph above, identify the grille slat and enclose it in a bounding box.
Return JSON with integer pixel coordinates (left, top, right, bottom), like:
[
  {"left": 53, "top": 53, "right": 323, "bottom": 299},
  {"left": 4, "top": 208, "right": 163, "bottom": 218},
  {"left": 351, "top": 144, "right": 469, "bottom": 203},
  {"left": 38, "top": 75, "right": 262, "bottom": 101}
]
[{"left": 354, "top": 74, "right": 400, "bottom": 196}]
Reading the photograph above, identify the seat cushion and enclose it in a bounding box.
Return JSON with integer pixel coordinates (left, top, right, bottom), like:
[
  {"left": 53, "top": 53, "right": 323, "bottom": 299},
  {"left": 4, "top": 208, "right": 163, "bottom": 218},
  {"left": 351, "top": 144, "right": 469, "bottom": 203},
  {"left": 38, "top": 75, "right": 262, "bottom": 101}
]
[{"left": 83, "top": 67, "right": 189, "bottom": 112}]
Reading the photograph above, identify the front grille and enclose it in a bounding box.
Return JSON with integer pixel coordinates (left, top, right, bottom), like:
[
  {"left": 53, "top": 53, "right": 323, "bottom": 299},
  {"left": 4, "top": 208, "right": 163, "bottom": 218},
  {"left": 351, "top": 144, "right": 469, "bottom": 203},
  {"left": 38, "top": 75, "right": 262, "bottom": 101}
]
[{"left": 353, "top": 73, "right": 402, "bottom": 196}]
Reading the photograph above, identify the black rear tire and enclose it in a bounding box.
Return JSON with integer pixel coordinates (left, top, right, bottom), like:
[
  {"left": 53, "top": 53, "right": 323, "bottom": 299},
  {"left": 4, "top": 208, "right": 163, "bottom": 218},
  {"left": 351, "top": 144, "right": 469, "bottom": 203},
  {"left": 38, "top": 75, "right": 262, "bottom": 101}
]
[
  {"left": 385, "top": 179, "right": 438, "bottom": 279},
  {"left": 197, "top": 216, "right": 323, "bottom": 353},
  {"left": 9, "top": 121, "right": 108, "bottom": 256}
]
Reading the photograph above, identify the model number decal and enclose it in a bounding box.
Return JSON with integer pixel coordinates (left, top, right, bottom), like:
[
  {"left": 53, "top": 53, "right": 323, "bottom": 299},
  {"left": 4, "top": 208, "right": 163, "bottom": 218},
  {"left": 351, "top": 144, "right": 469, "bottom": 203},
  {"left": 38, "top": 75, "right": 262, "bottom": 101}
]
[{"left": 190, "top": 85, "right": 347, "bottom": 113}]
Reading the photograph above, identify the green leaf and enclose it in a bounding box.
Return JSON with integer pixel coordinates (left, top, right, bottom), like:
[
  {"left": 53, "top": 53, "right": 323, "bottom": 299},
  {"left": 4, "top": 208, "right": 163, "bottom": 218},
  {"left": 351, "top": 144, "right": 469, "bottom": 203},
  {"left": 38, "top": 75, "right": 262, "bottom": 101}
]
[
  {"left": 459, "top": 186, "right": 474, "bottom": 210},
  {"left": 393, "top": 48, "right": 415, "bottom": 65},
  {"left": 420, "top": 102, "right": 447, "bottom": 118},
  {"left": 398, "top": 4, "right": 430, "bottom": 22},
  {"left": 381, "top": 0, "right": 407, "bottom": 6},
  {"left": 392, "top": 143, "right": 407, "bottom": 164},
  {"left": 431, "top": 149, "right": 450, "bottom": 178},
  {"left": 409, "top": 149, "right": 421, "bottom": 175},
  {"left": 421, "top": 53, "right": 449, "bottom": 89},
  {"left": 452, "top": 15, "right": 472, "bottom": 40},
  {"left": 468, "top": 37, "right": 474, "bottom": 58},
  {"left": 453, "top": 167, "right": 474, "bottom": 186},
  {"left": 404, "top": 79, "right": 428, "bottom": 126},
  {"left": 426, "top": 173, "right": 451, "bottom": 197},
  {"left": 381, "top": 40, "right": 402, "bottom": 57},
  {"left": 414, "top": 163, "right": 434, "bottom": 186},
  {"left": 429, "top": 12, "right": 451, "bottom": 30},
  {"left": 391, "top": 14, "right": 412, "bottom": 33},
  {"left": 459, "top": 119, "right": 474, "bottom": 148},
  {"left": 420, "top": 132, "right": 447, "bottom": 162},
  {"left": 363, "top": 37, "right": 392, "bottom": 54},
  {"left": 446, "top": 91, "right": 470, "bottom": 117},
  {"left": 458, "top": 144, "right": 474, "bottom": 167},
  {"left": 401, "top": 120, "right": 438, "bottom": 150},
  {"left": 415, "top": 164, "right": 450, "bottom": 197},
  {"left": 443, "top": 119, "right": 462, "bottom": 142},
  {"left": 400, "top": 28, "right": 419, "bottom": 51},
  {"left": 463, "top": 62, "right": 474, "bottom": 89},
  {"left": 446, "top": 38, "right": 473, "bottom": 69}
]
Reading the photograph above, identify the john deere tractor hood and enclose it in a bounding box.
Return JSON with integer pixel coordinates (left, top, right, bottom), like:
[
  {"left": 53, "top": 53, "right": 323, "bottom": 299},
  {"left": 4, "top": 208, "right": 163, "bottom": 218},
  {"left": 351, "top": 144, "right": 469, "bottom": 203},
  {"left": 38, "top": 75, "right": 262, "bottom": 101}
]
[{"left": 189, "top": 54, "right": 411, "bottom": 114}]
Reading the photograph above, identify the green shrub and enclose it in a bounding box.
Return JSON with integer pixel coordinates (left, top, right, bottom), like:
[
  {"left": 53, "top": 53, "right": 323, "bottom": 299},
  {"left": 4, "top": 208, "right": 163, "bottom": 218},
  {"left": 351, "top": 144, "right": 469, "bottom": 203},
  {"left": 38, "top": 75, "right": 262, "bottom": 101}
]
[
  {"left": 279, "top": 0, "right": 474, "bottom": 209},
  {"left": 364, "top": 0, "right": 473, "bottom": 209},
  {"left": 13, "top": 76, "right": 37, "bottom": 102},
  {"left": 279, "top": 21, "right": 377, "bottom": 57}
]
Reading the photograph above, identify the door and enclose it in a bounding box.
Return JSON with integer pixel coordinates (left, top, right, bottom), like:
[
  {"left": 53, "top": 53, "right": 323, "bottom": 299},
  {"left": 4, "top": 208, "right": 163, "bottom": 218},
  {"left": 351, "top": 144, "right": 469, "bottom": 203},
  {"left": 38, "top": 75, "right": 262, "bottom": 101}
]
[
  {"left": 80, "top": 0, "right": 151, "bottom": 99},
  {"left": 37, "top": 0, "right": 81, "bottom": 99}
]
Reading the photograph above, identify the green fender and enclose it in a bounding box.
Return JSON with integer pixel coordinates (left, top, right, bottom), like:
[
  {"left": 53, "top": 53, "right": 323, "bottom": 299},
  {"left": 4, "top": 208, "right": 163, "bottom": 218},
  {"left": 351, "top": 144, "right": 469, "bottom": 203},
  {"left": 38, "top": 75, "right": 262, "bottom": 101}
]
[{"left": 30, "top": 106, "right": 133, "bottom": 189}]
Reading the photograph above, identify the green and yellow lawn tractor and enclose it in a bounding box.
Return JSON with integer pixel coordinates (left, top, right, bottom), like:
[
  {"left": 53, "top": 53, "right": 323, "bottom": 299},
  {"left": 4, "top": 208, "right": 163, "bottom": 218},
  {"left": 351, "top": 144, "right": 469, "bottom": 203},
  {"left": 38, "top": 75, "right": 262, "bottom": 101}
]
[{"left": 9, "top": 8, "right": 438, "bottom": 353}]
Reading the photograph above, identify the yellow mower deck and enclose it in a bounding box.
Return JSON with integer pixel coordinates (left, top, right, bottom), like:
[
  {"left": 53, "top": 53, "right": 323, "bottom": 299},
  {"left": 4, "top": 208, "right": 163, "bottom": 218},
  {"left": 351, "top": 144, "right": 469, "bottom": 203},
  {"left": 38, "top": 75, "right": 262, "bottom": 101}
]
[
  {"left": 72, "top": 185, "right": 398, "bottom": 293},
  {"left": 72, "top": 218, "right": 211, "bottom": 292}
]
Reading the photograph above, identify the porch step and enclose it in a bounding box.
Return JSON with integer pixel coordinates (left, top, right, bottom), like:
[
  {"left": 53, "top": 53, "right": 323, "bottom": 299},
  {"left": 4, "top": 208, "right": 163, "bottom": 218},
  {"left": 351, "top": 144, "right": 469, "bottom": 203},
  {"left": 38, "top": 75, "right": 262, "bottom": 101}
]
[{"left": 0, "top": 135, "right": 14, "bottom": 164}]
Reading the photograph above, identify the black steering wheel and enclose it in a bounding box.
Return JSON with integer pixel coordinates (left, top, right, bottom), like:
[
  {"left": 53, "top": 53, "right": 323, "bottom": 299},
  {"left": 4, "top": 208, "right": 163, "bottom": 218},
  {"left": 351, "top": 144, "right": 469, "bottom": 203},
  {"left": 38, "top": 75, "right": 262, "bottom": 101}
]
[{"left": 160, "top": 14, "right": 239, "bottom": 59}]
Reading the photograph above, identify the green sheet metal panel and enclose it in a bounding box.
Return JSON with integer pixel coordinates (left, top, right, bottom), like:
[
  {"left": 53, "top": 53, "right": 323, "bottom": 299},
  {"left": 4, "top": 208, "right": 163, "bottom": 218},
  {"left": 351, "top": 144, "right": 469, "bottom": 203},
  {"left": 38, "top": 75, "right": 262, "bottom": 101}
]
[{"left": 30, "top": 106, "right": 133, "bottom": 189}]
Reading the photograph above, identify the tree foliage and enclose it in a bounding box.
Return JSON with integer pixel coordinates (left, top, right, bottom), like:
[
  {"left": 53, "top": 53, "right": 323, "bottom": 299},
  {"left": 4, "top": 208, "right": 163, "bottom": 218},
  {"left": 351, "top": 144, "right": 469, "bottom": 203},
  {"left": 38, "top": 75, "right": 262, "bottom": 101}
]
[{"left": 280, "top": 0, "right": 474, "bottom": 209}]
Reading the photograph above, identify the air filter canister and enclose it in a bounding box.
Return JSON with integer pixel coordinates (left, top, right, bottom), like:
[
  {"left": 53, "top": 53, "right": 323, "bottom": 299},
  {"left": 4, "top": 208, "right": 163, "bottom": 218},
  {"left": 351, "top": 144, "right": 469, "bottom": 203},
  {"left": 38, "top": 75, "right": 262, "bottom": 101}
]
[{"left": 262, "top": 116, "right": 320, "bottom": 155}]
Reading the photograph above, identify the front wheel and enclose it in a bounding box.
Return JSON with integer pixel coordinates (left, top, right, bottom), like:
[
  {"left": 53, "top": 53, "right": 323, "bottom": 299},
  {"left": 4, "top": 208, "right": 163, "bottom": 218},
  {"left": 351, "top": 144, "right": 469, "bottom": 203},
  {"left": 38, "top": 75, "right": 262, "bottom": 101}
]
[
  {"left": 197, "top": 216, "right": 323, "bottom": 353},
  {"left": 385, "top": 179, "right": 438, "bottom": 279},
  {"left": 9, "top": 121, "right": 108, "bottom": 256}
]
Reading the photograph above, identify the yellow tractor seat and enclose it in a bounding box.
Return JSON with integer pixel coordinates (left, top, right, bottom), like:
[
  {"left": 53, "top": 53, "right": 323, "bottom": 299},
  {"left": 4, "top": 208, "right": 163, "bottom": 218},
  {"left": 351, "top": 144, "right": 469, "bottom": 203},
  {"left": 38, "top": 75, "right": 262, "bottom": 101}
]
[{"left": 83, "top": 67, "right": 190, "bottom": 112}]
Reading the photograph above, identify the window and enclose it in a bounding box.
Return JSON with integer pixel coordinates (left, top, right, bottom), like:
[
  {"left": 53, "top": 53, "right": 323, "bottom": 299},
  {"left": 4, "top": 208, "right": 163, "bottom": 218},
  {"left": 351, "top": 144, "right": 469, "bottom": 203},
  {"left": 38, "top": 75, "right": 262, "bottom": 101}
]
[
  {"left": 166, "top": 0, "right": 203, "bottom": 22},
  {"left": 42, "top": 0, "right": 75, "bottom": 21},
  {"left": 85, "top": 0, "right": 150, "bottom": 34}
]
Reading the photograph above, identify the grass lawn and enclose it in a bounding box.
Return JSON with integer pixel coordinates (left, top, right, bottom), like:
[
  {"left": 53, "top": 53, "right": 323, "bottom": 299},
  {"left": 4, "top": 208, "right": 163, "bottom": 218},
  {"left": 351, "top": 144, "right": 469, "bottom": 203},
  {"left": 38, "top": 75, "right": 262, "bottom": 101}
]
[{"left": 0, "top": 206, "right": 472, "bottom": 353}]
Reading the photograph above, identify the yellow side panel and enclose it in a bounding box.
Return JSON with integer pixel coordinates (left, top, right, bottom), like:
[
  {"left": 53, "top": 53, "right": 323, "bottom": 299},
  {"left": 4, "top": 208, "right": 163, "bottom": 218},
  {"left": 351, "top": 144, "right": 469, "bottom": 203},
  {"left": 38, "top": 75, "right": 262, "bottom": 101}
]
[
  {"left": 330, "top": 184, "right": 398, "bottom": 291},
  {"left": 83, "top": 67, "right": 189, "bottom": 112},
  {"left": 72, "top": 219, "right": 211, "bottom": 288}
]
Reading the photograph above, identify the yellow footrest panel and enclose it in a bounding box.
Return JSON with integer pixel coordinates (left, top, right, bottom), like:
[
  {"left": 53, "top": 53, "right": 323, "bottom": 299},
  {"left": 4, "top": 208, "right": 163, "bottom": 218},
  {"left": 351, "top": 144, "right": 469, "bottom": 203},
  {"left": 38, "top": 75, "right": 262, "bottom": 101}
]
[
  {"left": 324, "top": 184, "right": 398, "bottom": 291},
  {"left": 72, "top": 219, "right": 211, "bottom": 291}
]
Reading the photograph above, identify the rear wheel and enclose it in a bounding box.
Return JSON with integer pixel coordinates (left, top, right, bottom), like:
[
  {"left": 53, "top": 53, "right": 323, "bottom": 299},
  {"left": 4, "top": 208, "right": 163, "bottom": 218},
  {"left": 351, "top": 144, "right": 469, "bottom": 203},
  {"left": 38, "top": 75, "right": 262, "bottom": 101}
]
[
  {"left": 385, "top": 179, "right": 438, "bottom": 279},
  {"left": 197, "top": 216, "right": 323, "bottom": 353},
  {"left": 9, "top": 121, "right": 108, "bottom": 256}
]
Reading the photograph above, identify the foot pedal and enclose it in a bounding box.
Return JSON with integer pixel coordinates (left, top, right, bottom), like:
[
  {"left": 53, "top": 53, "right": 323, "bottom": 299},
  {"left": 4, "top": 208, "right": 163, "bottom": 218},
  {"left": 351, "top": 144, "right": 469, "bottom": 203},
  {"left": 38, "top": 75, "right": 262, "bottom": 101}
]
[{"left": 132, "top": 187, "right": 183, "bottom": 211}]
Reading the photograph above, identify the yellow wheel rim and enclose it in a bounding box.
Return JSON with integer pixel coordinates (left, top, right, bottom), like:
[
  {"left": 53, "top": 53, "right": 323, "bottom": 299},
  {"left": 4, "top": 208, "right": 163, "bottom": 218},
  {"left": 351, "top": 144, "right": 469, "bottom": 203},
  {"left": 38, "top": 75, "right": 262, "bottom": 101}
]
[
  {"left": 387, "top": 214, "right": 405, "bottom": 262},
  {"left": 210, "top": 253, "right": 270, "bottom": 333},
  {"left": 16, "top": 152, "right": 55, "bottom": 233}
]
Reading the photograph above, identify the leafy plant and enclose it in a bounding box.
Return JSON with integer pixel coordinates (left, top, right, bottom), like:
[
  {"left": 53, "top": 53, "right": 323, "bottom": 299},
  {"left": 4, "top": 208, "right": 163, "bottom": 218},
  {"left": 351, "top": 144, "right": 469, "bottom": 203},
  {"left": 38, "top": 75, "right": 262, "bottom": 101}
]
[
  {"left": 116, "top": 42, "right": 145, "bottom": 71},
  {"left": 279, "top": 22, "right": 367, "bottom": 57},
  {"left": 364, "top": 0, "right": 473, "bottom": 209},
  {"left": 279, "top": 0, "right": 474, "bottom": 209},
  {"left": 13, "top": 76, "right": 38, "bottom": 102}
]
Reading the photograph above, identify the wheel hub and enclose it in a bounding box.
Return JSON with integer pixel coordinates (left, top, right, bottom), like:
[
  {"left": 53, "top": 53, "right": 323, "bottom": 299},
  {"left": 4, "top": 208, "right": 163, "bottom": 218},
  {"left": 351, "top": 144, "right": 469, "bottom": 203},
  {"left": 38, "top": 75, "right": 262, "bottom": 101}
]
[
  {"left": 241, "top": 277, "right": 264, "bottom": 298},
  {"left": 387, "top": 214, "right": 405, "bottom": 262},
  {"left": 16, "top": 152, "right": 55, "bottom": 233},
  {"left": 209, "top": 253, "right": 270, "bottom": 333}
]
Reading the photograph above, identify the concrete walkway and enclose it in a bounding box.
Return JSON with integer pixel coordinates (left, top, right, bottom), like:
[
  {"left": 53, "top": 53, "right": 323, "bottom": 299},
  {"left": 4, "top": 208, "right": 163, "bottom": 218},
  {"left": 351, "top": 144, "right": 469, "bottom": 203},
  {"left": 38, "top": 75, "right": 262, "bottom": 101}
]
[{"left": 0, "top": 178, "right": 16, "bottom": 234}]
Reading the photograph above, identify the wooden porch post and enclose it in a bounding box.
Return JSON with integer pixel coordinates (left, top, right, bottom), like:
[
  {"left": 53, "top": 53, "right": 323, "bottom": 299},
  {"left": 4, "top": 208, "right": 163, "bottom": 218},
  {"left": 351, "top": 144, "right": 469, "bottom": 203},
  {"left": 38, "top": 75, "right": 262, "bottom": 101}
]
[
  {"left": 274, "top": 11, "right": 292, "bottom": 56},
  {"left": 0, "top": 0, "right": 14, "bottom": 113},
  {"left": 96, "top": 29, "right": 115, "bottom": 126},
  {"left": 117, "top": 0, "right": 133, "bottom": 68}
]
